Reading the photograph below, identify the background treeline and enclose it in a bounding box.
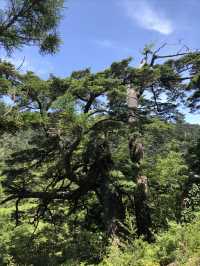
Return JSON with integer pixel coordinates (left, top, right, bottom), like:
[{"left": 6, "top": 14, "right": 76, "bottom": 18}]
[{"left": 1, "top": 1, "right": 200, "bottom": 266}]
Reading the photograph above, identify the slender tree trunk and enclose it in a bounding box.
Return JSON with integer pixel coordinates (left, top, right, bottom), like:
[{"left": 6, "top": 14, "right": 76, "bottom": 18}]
[{"left": 127, "top": 83, "right": 153, "bottom": 242}]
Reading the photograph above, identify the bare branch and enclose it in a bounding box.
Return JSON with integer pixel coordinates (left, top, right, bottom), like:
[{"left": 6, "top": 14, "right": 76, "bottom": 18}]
[
  {"left": 154, "top": 42, "right": 167, "bottom": 55},
  {"left": 157, "top": 52, "right": 193, "bottom": 59},
  {"left": 16, "top": 56, "right": 25, "bottom": 71}
]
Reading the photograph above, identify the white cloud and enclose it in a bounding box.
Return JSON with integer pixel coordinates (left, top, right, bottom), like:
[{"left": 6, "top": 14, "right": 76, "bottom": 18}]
[
  {"left": 121, "top": 0, "right": 173, "bottom": 35},
  {"left": 95, "top": 39, "right": 116, "bottom": 48}
]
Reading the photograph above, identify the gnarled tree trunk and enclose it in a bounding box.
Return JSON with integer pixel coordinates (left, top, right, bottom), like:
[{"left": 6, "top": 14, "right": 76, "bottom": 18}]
[
  {"left": 127, "top": 83, "right": 153, "bottom": 242},
  {"left": 127, "top": 84, "right": 139, "bottom": 124}
]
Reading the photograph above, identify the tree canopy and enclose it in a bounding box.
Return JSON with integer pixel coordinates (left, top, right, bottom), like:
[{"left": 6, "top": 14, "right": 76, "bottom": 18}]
[{"left": 1, "top": 1, "right": 200, "bottom": 265}]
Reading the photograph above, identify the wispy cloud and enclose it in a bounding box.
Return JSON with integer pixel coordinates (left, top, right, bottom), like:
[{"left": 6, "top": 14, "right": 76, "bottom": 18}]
[
  {"left": 2, "top": 56, "right": 53, "bottom": 78},
  {"left": 95, "top": 39, "right": 116, "bottom": 49},
  {"left": 94, "top": 39, "right": 132, "bottom": 54},
  {"left": 121, "top": 0, "right": 173, "bottom": 35},
  {"left": 0, "top": 0, "right": 7, "bottom": 9}
]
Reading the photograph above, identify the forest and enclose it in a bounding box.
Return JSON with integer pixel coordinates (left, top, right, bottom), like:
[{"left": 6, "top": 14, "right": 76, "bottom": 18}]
[{"left": 1, "top": 1, "right": 200, "bottom": 265}]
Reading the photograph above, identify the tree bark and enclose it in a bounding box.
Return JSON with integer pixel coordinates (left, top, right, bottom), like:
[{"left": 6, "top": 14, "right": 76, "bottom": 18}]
[
  {"left": 127, "top": 84, "right": 139, "bottom": 125},
  {"left": 102, "top": 189, "right": 125, "bottom": 237},
  {"left": 134, "top": 175, "right": 152, "bottom": 241},
  {"left": 97, "top": 147, "right": 125, "bottom": 238}
]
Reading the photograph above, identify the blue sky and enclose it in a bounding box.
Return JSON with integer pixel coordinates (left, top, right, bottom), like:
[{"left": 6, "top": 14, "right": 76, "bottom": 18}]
[{"left": 1, "top": 0, "right": 200, "bottom": 124}]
